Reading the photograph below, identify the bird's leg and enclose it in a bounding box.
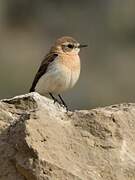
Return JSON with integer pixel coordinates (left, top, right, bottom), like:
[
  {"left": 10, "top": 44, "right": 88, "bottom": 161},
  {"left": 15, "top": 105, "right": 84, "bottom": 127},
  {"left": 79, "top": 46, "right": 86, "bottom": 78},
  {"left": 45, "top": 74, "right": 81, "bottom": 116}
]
[
  {"left": 58, "top": 94, "right": 68, "bottom": 111},
  {"left": 49, "top": 93, "right": 59, "bottom": 104}
]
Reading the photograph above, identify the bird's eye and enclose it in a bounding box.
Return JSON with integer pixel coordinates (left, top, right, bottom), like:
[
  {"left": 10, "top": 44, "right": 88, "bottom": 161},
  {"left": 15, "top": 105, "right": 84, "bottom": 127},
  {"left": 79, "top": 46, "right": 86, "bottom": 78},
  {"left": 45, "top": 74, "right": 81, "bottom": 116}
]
[{"left": 67, "top": 44, "right": 74, "bottom": 49}]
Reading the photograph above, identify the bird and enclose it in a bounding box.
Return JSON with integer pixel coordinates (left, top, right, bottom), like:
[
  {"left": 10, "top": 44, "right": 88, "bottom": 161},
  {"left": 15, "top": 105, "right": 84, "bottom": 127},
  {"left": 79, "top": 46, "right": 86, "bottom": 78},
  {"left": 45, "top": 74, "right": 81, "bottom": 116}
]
[{"left": 29, "top": 36, "right": 87, "bottom": 110}]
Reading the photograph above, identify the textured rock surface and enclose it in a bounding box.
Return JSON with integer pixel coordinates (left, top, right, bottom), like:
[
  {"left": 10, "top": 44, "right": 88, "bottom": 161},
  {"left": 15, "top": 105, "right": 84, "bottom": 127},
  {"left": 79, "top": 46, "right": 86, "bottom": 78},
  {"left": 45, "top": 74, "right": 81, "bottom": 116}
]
[{"left": 0, "top": 92, "right": 135, "bottom": 180}]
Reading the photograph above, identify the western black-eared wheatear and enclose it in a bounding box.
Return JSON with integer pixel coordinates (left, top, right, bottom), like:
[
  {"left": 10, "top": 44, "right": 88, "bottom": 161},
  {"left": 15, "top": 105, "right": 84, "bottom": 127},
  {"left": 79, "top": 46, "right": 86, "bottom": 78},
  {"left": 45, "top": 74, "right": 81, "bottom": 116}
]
[{"left": 30, "top": 36, "right": 87, "bottom": 110}]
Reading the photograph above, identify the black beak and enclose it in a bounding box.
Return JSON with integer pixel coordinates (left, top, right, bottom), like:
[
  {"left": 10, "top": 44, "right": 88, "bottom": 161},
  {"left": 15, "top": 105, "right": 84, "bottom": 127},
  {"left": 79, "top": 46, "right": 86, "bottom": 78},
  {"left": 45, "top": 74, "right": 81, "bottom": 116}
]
[{"left": 78, "top": 44, "right": 88, "bottom": 48}]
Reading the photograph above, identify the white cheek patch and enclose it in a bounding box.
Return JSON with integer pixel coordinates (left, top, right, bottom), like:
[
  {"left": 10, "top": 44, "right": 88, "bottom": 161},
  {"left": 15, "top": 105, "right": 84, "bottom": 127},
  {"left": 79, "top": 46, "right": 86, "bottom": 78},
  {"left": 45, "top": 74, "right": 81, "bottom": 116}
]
[{"left": 72, "top": 48, "right": 80, "bottom": 54}]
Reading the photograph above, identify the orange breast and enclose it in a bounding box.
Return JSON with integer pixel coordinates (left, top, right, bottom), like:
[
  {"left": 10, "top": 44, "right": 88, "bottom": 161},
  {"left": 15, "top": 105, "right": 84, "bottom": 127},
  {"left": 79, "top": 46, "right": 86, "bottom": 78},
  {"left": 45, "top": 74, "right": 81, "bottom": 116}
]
[{"left": 59, "top": 53, "right": 80, "bottom": 71}]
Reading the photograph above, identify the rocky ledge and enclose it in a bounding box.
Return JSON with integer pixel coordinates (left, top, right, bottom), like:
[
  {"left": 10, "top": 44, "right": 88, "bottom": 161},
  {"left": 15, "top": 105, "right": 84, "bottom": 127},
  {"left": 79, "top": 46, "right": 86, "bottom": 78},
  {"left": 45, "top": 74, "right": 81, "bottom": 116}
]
[{"left": 0, "top": 92, "right": 135, "bottom": 180}]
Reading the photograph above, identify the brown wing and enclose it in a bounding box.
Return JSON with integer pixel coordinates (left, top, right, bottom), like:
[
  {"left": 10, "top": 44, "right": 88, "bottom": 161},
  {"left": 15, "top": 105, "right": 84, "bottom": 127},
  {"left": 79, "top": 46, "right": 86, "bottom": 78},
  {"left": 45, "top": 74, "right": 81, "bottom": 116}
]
[{"left": 29, "top": 53, "right": 58, "bottom": 92}]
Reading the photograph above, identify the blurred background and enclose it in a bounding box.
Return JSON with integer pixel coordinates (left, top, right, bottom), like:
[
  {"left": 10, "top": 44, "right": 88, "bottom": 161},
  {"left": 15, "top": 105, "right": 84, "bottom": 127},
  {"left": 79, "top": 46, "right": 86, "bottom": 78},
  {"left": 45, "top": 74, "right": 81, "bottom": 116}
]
[{"left": 0, "top": 0, "right": 135, "bottom": 110}]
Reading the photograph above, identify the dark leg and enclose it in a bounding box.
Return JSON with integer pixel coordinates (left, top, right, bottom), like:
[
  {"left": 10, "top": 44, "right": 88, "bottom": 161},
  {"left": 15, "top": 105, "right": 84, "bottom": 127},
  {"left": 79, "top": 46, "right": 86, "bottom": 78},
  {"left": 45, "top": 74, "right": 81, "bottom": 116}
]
[
  {"left": 58, "top": 94, "right": 68, "bottom": 111},
  {"left": 49, "top": 93, "right": 59, "bottom": 104}
]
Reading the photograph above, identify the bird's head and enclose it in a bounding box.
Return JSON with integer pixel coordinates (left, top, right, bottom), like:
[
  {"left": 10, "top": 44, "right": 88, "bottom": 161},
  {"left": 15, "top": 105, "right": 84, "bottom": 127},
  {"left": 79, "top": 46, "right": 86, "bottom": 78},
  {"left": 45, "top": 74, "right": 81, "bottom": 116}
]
[{"left": 51, "top": 36, "right": 87, "bottom": 55}]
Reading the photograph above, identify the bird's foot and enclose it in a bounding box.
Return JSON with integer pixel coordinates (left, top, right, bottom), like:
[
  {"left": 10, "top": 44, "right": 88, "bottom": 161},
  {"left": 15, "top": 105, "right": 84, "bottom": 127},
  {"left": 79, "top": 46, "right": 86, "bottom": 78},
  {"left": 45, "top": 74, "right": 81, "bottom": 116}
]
[
  {"left": 58, "top": 94, "right": 68, "bottom": 112},
  {"left": 55, "top": 99, "right": 68, "bottom": 111},
  {"left": 63, "top": 104, "right": 68, "bottom": 112},
  {"left": 53, "top": 98, "right": 60, "bottom": 104},
  {"left": 49, "top": 93, "right": 68, "bottom": 111}
]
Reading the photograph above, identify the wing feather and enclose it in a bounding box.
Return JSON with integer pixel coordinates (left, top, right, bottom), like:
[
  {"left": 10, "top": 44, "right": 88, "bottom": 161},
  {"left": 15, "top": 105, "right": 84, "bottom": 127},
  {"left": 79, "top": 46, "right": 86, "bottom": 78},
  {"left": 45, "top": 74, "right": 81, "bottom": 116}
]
[{"left": 29, "top": 53, "right": 58, "bottom": 92}]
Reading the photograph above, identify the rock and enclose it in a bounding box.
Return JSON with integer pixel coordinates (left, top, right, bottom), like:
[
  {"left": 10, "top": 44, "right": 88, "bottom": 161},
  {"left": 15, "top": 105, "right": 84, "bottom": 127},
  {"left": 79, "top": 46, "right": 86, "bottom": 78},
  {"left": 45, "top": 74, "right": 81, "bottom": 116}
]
[{"left": 0, "top": 92, "right": 135, "bottom": 180}]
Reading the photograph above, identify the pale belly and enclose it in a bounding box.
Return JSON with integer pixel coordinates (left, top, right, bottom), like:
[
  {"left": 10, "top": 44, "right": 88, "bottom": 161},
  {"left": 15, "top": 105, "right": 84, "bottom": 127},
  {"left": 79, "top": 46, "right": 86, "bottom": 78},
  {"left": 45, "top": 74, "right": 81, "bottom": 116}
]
[{"left": 35, "top": 61, "right": 80, "bottom": 95}]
